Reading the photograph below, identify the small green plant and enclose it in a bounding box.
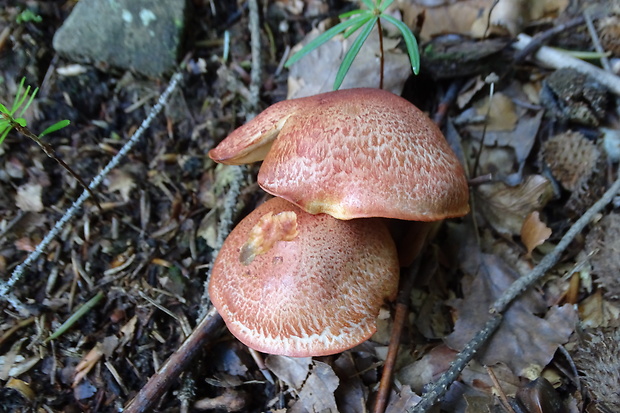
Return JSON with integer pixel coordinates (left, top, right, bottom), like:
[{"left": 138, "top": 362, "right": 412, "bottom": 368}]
[
  {"left": 285, "top": 0, "right": 420, "bottom": 90},
  {"left": 0, "top": 78, "right": 100, "bottom": 208},
  {"left": 0, "top": 78, "right": 69, "bottom": 145},
  {"left": 15, "top": 9, "right": 43, "bottom": 24}
]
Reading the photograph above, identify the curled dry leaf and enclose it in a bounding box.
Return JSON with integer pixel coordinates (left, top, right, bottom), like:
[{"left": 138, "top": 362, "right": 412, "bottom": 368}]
[
  {"left": 521, "top": 211, "right": 552, "bottom": 256},
  {"left": 473, "top": 92, "right": 518, "bottom": 132},
  {"left": 476, "top": 175, "right": 554, "bottom": 236}
]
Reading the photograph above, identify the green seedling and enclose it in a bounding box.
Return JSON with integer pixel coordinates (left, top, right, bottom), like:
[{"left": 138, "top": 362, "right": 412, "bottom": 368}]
[
  {"left": 0, "top": 78, "right": 101, "bottom": 209},
  {"left": 0, "top": 78, "right": 69, "bottom": 145},
  {"left": 285, "top": 0, "right": 420, "bottom": 90},
  {"left": 16, "top": 9, "right": 43, "bottom": 24}
]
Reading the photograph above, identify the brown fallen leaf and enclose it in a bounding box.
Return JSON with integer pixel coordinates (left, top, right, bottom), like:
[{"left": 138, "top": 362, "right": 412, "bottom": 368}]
[
  {"left": 289, "top": 361, "right": 339, "bottom": 413},
  {"left": 521, "top": 211, "right": 552, "bottom": 257},
  {"left": 445, "top": 254, "right": 577, "bottom": 378},
  {"left": 476, "top": 175, "right": 554, "bottom": 236},
  {"left": 265, "top": 355, "right": 311, "bottom": 390}
]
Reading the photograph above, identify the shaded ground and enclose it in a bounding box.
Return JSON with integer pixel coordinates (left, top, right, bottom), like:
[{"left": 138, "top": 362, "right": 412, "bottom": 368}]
[{"left": 1, "top": 0, "right": 620, "bottom": 412}]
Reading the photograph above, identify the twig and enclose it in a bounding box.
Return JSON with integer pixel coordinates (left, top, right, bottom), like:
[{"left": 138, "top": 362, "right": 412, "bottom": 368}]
[
  {"left": 512, "top": 33, "right": 620, "bottom": 96},
  {"left": 374, "top": 258, "right": 421, "bottom": 413},
  {"left": 512, "top": 16, "right": 585, "bottom": 64},
  {"left": 1, "top": 113, "right": 102, "bottom": 210},
  {"left": 123, "top": 307, "right": 224, "bottom": 413},
  {"left": 0, "top": 72, "right": 183, "bottom": 314},
  {"left": 410, "top": 170, "right": 620, "bottom": 412}
]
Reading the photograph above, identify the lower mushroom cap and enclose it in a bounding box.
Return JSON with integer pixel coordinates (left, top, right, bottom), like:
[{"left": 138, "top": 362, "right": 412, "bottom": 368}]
[{"left": 209, "top": 197, "right": 400, "bottom": 357}]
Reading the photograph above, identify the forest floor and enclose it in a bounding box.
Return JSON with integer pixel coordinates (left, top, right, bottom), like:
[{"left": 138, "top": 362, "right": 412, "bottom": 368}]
[{"left": 1, "top": 0, "right": 620, "bottom": 412}]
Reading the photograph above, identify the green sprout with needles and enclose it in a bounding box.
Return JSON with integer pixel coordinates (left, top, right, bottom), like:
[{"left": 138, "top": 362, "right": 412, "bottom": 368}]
[
  {"left": 0, "top": 78, "right": 101, "bottom": 208},
  {"left": 285, "top": 0, "right": 420, "bottom": 90},
  {"left": 0, "top": 77, "right": 69, "bottom": 145}
]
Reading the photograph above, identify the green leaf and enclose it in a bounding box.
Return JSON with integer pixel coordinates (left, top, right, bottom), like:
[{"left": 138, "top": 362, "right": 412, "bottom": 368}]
[
  {"left": 285, "top": 15, "right": 369, "bottom": 68},
  {"left": 18, "top": 86, "right": 38, "bottom": 118},
  {"left": 379, "top": 0, "right": 396, "bottom": 12},
  {"left": 359, "top": 0, "right": 376, "bottom": 11},
  {"left": 14, "top": 117, "right": 27, "bottom": 127},
  {"left": 381, "top": 15, "right": 420, "bottom": 74},
  {"left": 39, "top": 119, "right": 70, "bottom": 138},
  {"left": 339, "top": 9, "right": 368, "bottom": 19},
  {"left": 343, "top": 15, "right": 373, "bottom": 39},
  {"left": 0, "top": 127, "right": 11, "bottom": 146},
  {"left": 333, "top": 16, "right": 378, "bottom": 90},
  {"left": 0, "top": 103, "right": 9, "bottom": 114}
]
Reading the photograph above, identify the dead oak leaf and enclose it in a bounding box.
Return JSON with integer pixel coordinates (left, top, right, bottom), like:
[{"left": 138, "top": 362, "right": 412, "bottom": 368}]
[
  {"left": 521, "top": 211, "right": 552, "bottom": 257},
  {"left": 445, "top": 254, "right": 577, "bottom": 378}
]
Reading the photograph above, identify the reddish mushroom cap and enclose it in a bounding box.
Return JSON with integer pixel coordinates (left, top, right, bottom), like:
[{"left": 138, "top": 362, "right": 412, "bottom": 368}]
[
  {"left": 209, "top": 88, "right": 470, "bottom": 221},
  {"left": 209, "top": 197, "right": 399, "bottom": 357}
]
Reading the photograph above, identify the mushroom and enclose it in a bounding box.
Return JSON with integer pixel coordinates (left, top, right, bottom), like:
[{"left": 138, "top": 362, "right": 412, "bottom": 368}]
[
  {"left": 209, "top": 88, "right": 469, "bottom": 221},
  {"left": 209, "top": 197, "right": 399, "bottom": 357}
]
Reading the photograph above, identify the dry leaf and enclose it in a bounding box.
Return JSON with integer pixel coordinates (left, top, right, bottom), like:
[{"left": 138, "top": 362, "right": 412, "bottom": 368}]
[
  {"left": 333, "top": 353, "right": 367, "bottom": 413},
  {"left": 15, "top": 183, "right": 43, "bottom": 212},
  {"left": 521, "top": 211, "right": 552, "bottom": 256},
  {"left": 445, "top": 254, "right": 577, "bottom": 377},
  {"left": 265, "top": 355, "right": 311, "bottom": 390},
  {"left": 105, "top": 168, "right": 136, "bottom": 202},
  {"left": 476, "top": 175, "right": 554, "bottom": 236},
  {"left": 385, "top": 385, "right": 422, "bottom": 412},
  {"left": 289, "top": 361, "right": 339, "bottom": 413},
  {"left": 473, "top": 93, "right": 518, "bottom": 132}
]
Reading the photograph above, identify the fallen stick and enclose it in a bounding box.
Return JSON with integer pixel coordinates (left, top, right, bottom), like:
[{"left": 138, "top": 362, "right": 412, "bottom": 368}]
[
  {"left": 512, "top": 33, "right": 620, "bottom": 96},
  {"left": 123, "top": 306, "right": 223, "bottom": 413}
]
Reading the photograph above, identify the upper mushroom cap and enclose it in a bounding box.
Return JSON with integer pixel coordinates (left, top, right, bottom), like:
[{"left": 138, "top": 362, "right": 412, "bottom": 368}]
[
  {"left": 208, "top": 197, "right": 399, "bottom": 357},
  {"left": 209, "top": 88, "right": 470, "bottom": 221}
]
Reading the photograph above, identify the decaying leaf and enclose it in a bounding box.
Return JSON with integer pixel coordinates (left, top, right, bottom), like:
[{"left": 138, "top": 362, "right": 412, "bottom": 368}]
[
  {"left": 289, "top": 361, "right": 339, "bottom": 413},
  {"left": 445, "top": 254, "right": 577, "bottom": 377},
  {"left": 521, "top": 211, "right": 552, "bottom": 256},
  {"left": 15, "top": 183, "right": 43, "bottom": 212},
  {"left": 473, "top": 92, "right": 518, "bottom": 132},
  {"left": 476, "top": 175, "right": 554, "bottom": 236},
  {"left": 265, "top": 355, "right": 311, "bottom": 390},
  {"left": 385, "top": 385, "right": 422, "bottom": 412}
]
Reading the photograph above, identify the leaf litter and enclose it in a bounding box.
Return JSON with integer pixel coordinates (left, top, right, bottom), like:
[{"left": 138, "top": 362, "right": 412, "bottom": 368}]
[{"left": 1, "top": 0, "right": 620, "bottom": 411}]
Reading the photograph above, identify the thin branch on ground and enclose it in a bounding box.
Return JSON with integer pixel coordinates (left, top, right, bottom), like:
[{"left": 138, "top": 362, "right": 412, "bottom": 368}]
[
  {"left": 512, "top": 33, "right": 620, "bottom": 96},
  {"left": 0, "top": 72, "right": 184, "bottom": 314},
  {"left": 124, "top": 307, "right": 224, "bottom": 413},
  {"left": 410, "top": 169, "right": 620, "bottom": 412},
  {"left": 512, "top": 16, "right": 585, "bottom": 64}
]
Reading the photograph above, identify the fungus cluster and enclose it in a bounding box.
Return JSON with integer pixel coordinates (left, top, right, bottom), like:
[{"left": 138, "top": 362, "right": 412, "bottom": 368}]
[{"left": 208, "top": 88, "right": 469, "bottom": 357}]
